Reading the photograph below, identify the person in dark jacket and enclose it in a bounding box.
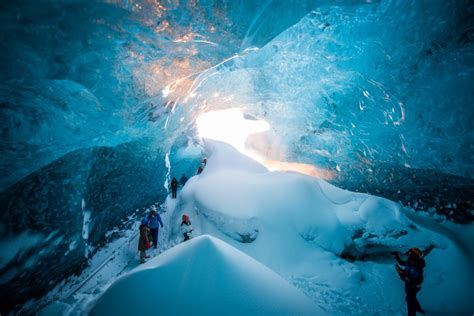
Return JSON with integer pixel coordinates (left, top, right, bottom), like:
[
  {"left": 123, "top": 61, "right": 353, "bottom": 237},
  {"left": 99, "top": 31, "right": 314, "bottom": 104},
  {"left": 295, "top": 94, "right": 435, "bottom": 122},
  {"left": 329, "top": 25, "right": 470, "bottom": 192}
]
[
  {"left": 181, "top": 213, "right": 193, "bottom": 241},
  {"left": 142, "top": 206, "right": 163, "bottom": 249},
  {"left": 138, "top": 219, "right": 152, "bottom": 263},
  {"left": 179, "top": 174, "right": 188, "bottom": 187},
  {"left": 196, "top": 158, "right": 207, "bottom": 175},
  {"left": 171, "top": 177, "right": 179, "bottom": 198},
  {"left": 393, "top": 248, "right": 426, "bottom": 316}
]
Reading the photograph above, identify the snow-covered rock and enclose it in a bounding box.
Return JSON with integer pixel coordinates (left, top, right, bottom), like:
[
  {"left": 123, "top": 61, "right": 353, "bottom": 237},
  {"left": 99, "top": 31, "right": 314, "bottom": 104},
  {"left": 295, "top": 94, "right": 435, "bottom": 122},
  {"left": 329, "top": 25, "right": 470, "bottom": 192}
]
[{"left": 90, "top": 235, "right": 323, "bottom": 315}]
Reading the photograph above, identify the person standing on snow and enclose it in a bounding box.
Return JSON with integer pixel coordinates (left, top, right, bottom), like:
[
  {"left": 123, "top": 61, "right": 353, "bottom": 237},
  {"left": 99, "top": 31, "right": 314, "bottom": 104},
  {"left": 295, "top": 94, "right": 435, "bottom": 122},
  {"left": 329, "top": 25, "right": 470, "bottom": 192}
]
[
  {"left": 179, "top": 174, "right": 188, "bottom": 187},
  {"left": 392, "top": 248, "right": 426, "bottom": 316},
  {"left": 138, "top": 219, "right": 152, "bottom": 263},
  {"left": 142, "top": 206, "right": 163, "bottom": 249},
  {"left": 171, "top": 177, "right": 179, "bottom": 198},
  {"left": 196, "top": 166, "right": 203, "bottom": 175},
  {"left": 197, "top": 158, "right": 207, "bottom": 175},
  {"left": 181, "top": 214, "right": 193, "bottom": 242}
]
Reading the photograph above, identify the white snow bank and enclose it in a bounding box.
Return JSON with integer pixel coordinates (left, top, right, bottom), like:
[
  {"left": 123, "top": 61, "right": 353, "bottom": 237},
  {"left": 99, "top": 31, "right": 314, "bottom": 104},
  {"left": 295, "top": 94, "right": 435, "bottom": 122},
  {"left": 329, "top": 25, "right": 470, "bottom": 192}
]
[
  {"left": 181, "top": 140, "right": 424, "bottom": 259},
  {"left": 90, "top": 235, "right": 323, "bottom": 316},
  {"left": 35, "top": 135, "right": 473, "bottom": 315},
  {"left": 172, "top": 139, "right": 445, "bottom": 306}
]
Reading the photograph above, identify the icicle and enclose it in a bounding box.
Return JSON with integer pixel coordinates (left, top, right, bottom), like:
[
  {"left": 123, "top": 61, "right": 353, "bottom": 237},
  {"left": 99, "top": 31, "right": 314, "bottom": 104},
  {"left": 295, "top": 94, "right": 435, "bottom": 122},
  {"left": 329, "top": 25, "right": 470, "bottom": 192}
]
[
  {"left": 81, "top": 198, "right": 92, "bottom": 258},
  {"left": 164, "top": 152, "right": 171, "bottom": 192}
]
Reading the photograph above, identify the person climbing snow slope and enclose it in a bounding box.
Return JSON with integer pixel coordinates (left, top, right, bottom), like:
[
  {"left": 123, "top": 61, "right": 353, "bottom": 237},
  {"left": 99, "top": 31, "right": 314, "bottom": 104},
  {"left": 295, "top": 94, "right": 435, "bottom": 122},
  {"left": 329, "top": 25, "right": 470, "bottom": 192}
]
[
  {"left": 181, "top": 213, "right": 193, "bottom": 242},
  {"left": 393, "top": 248, "right": 426, "bottom": 316},
  {"left": 138, "top": 219, "right": 152, "bottom": 263},
  {"left": 142, "top": 205, "right": 163, "bottom": 249},
  {"left": 179, "top": 174, "right": 188, "bottom": 187}
]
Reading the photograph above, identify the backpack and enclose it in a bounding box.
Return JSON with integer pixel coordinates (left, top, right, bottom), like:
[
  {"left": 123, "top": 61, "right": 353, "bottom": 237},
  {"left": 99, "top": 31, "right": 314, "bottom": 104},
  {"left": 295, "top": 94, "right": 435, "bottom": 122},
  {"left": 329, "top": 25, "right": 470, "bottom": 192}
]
[{"left": 406, "top": 258, "right": 425, "bottom": 284}]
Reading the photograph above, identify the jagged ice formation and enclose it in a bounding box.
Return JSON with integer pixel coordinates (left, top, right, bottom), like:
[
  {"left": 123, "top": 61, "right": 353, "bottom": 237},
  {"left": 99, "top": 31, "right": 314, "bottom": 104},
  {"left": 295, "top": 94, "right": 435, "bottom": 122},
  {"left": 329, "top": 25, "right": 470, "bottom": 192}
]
[{"left": 0, "top": 0, "right": 473, "bottom": 313}]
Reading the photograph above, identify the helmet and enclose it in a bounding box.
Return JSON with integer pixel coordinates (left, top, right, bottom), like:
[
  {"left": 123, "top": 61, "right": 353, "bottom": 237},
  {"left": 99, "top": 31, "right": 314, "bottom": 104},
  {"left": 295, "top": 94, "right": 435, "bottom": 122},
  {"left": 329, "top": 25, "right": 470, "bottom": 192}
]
[
  {"left": 150, "top": 205, "right": 156, "bottom": 211},
  {"left": 182, "top": 214, "right": 189, "bottom": 222},
  {"left": 141, "top": 218, "right": 148, "bottom": 225},
  {"left": 408, "top": 247, "right": 422, "bottom": 258}
]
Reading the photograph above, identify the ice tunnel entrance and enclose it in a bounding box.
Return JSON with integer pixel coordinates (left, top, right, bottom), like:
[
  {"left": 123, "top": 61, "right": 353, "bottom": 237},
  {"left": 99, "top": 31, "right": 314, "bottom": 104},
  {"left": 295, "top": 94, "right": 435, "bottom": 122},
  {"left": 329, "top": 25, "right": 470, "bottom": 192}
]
[
  {"left": 195, "top": 108, "right": 335, "bottom": 180},
  {"left": 196, "top": 108, "right": 270, "bottom": 157}
]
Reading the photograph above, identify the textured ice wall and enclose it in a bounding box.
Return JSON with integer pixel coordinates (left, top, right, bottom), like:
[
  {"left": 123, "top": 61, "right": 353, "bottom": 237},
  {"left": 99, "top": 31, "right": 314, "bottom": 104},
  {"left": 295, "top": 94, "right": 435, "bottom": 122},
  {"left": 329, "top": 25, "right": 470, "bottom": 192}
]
[
  {"left": 182, "top": 1, "right": 474, "bottom": 178},
  {"left": 169, "top": 0, "right": 474, "bottom": 219},
  {"left": 0, "top": 0, "right": 473, "bottom": 313},
  {"left": 0, "top": 0, "right": 321, "bottom": 312}
]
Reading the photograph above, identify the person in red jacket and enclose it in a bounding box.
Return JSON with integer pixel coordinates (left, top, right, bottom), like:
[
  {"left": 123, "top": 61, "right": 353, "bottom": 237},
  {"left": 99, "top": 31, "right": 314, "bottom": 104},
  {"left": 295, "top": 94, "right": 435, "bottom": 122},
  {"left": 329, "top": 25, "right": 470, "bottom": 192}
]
[
  {"left": 181, "top": 214, "right": 193, "bottom": 241},
  {"left": 138, "top": 219, "right": 152, "bottom": 263}
]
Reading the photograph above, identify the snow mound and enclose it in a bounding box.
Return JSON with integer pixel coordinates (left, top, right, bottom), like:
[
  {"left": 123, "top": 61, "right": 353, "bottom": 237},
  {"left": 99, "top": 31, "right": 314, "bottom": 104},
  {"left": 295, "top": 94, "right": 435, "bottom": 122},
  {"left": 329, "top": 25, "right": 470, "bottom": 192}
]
[
  {"left": 182, "top": 140, "right": 424, "bottom": 257},
  {"left": 90, "top": 235, "right": 323, "bottom": 316}
]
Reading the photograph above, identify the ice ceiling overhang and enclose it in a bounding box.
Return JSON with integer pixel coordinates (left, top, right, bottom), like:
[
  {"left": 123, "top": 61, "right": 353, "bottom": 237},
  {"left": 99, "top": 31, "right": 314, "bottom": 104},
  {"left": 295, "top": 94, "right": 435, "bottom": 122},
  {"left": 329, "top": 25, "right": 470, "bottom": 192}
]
[
  {"left": 1, "top": 0, "right": 474, "bottom": 313},
  {"left": 1, "top": 0, "right": 473, "bottom": 200}
]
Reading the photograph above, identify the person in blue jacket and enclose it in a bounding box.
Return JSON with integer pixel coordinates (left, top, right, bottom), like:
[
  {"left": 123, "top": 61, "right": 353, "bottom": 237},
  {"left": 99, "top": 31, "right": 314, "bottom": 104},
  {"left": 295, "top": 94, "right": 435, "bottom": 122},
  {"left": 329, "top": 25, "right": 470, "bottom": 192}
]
[
  {"left": 393, "top": 248, "right": 426, "bottom": 316},
  {"left": 143, "top": 205, "right": 164, "bottom": 249}
]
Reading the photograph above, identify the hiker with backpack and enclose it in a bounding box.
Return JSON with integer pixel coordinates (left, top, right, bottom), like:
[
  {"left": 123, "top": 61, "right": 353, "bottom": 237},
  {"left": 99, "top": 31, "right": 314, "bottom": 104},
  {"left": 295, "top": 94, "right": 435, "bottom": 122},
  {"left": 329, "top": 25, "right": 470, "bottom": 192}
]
[
  {"left": 142, "top": 205, "right": 164, "bottom": 249},
  {"left": 181, "top": 213, "right": 193, "bottom": 242},
  {"left": 392, "top": 248, "right": 427, "bottom": 315}
]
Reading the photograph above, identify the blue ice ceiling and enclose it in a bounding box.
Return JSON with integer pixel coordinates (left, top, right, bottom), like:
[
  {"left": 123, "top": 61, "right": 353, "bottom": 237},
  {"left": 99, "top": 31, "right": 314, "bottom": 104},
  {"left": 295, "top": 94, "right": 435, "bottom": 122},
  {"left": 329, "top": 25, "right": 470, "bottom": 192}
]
[{"left": 0, "top": 0, "right": 473, "bottom": 313}]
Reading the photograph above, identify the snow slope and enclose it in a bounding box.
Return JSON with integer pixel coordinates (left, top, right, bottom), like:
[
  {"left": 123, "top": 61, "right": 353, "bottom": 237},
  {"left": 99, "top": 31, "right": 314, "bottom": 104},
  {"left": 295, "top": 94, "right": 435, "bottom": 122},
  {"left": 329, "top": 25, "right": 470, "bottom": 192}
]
[
  {"left": 170, "top": 139, "right": 474, "bottom": 314},
  {"left": 35, "top": 138, "right": 473, "bottom": 315},
  {"left": 178, "top": 141, "right": 431, "bottom": 268},
  {"left": 90, "top": 235, "right": 322, "bottom": 316}
]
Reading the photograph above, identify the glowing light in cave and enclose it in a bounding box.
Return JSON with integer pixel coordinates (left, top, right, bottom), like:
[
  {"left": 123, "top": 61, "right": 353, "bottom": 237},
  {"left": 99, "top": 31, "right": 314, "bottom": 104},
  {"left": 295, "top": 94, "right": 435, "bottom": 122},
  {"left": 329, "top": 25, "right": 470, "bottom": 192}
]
[
  {"left": 196, "top": 108, "right": 270, "bottom": 154},
  {"left": 196, "top": 108, "right": 335, "bottom": 180},
  {"left": 262, "top": 160, "right": 335, "bottom": 180}
]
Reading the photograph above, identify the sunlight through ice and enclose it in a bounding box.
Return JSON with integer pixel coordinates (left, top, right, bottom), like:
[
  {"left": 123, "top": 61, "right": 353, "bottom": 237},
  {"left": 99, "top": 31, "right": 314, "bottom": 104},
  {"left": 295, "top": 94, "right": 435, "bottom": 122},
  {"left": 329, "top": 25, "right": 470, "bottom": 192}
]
[{"left": 196, "top": 108, "right": 269, "bottom": 155}]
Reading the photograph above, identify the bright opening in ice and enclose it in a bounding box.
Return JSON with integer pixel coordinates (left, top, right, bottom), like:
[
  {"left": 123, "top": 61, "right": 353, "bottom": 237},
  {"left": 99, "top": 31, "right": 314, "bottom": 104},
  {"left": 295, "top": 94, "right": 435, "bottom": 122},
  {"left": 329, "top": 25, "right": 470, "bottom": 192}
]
[
  {"left": 196, "top": 108, "right": 270, "bottom": 156},
  {"left": 196, "top": 108, "right": 335, "bottom": 179}
]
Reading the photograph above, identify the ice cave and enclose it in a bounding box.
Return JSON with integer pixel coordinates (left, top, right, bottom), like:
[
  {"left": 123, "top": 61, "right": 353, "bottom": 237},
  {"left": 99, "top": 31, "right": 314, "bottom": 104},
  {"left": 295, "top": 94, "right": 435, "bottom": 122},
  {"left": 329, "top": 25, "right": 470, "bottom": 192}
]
[{"left": 0, "top": 0, "right": 473, "bottom": 315}]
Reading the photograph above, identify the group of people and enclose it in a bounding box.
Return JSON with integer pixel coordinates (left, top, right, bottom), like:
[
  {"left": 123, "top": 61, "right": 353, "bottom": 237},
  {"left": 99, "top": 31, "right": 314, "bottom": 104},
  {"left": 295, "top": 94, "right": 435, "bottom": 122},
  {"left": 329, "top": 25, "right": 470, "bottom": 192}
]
[
  {"left": 138, "top": 205, "right": 163, "bottom": 263},
  {"left": 138, "top": 204, "right": 428, "bottom": 315},
  {"left": 138, "top": 154, "right": 428, "bottom": 314},
  {"left": 140, "top": 158, "right": 206, "bottom": 261},
  {"left": 138, "top": 207, "right": 193, "bottom": 264},
  {"left": 169, "top": 158, "right": 207, "bottom": 199},
  {"left": 170, "top": 174, "right": 188, "bottom": 198}
]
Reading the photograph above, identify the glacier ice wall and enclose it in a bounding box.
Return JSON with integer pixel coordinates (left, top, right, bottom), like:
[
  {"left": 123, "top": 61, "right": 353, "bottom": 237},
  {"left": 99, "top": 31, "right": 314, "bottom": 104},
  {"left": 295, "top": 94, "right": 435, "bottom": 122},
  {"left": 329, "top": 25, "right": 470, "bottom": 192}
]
[
  {"left": 181, "top": 1, "right": 474, "bottom": 178},
  {"left": 0, "top": 139, "right": 167, "bottom": 310},
  {"left": 0, "top": 0, "right": 321, "bottom": 312},
  {"left": 167, "top": 0, "right": 474, "bottom": 220},
  {"left": 0, "top": 0, "right": 473, "bottom": 313}
]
